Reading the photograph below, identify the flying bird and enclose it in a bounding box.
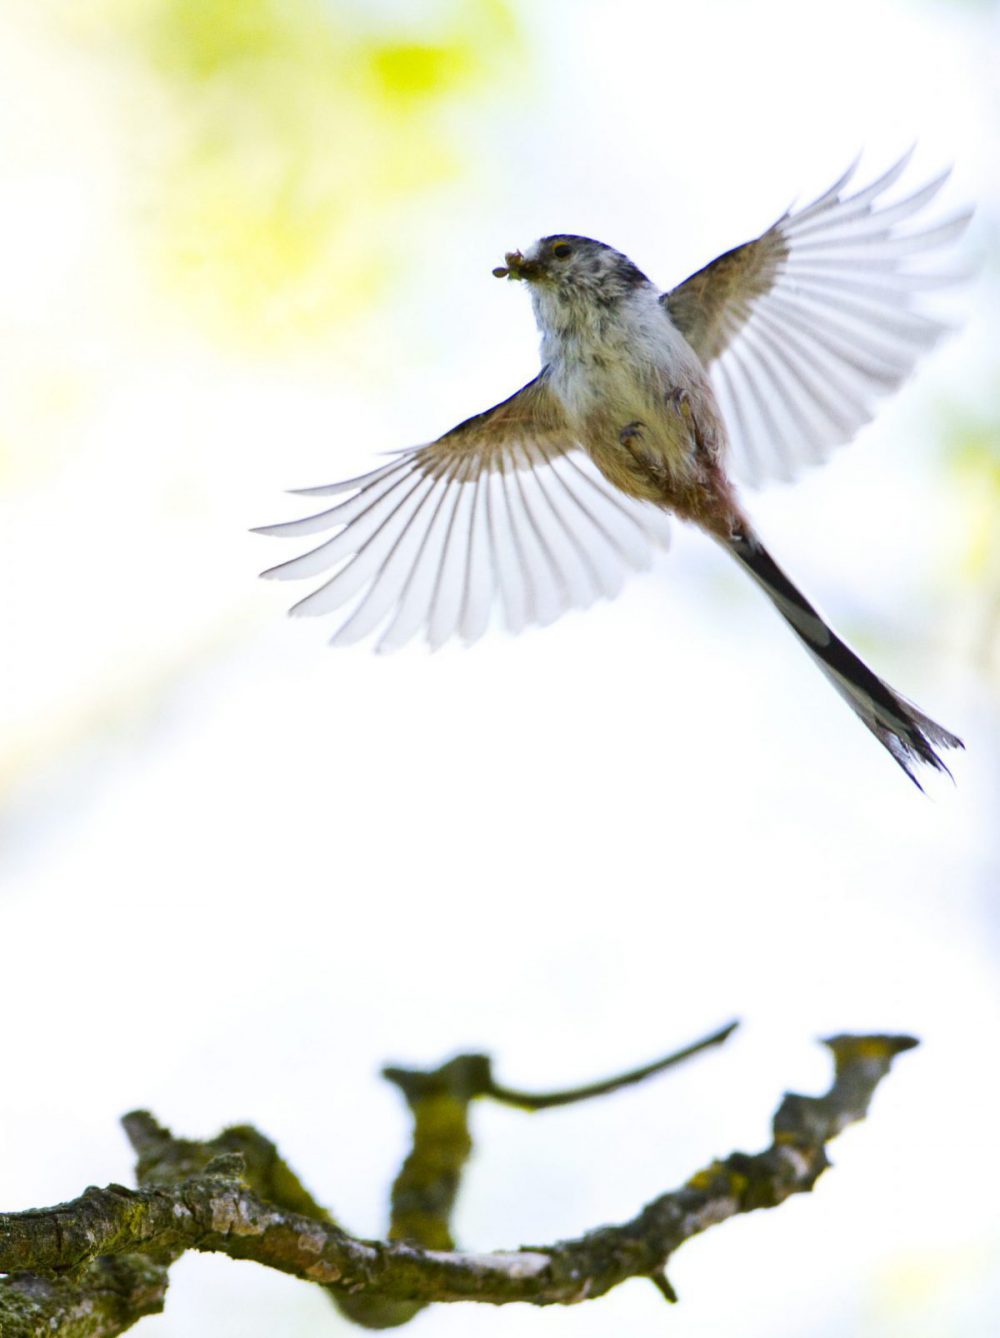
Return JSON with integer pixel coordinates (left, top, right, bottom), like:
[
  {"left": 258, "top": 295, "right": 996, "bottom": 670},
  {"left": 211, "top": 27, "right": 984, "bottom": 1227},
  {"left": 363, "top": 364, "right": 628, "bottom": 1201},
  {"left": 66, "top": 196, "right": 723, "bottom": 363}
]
[{"left": 257, "top": 152, "right": 969, "bottom": 786}]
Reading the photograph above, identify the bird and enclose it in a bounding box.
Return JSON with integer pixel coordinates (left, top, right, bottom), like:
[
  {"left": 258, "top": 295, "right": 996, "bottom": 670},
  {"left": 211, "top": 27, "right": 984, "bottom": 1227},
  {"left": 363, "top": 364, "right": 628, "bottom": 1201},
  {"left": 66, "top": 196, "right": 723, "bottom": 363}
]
[{"left": 256, "top": 151, "right": 969, "bottom": 787}]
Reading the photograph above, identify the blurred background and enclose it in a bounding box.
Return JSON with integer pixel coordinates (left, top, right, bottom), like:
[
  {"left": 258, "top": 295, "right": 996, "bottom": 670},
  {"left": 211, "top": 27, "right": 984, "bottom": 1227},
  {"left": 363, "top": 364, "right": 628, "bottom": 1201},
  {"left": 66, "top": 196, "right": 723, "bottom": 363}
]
[{"left": 1, "top": 0, "right": 998, "bottom": 1334}]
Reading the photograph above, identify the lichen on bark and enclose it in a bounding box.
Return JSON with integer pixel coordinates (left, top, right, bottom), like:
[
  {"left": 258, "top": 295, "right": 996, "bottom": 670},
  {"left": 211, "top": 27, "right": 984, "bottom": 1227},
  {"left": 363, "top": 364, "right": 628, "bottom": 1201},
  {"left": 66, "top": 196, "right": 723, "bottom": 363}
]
[{"left": 0, "top": 1028, "right": 916, "bottom": 1337}]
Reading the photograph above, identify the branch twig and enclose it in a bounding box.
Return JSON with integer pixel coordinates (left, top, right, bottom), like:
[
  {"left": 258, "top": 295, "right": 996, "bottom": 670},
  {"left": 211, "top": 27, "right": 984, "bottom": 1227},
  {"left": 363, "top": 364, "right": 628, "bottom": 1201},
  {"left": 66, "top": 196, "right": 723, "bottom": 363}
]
[{"left": 0, "top": 1030, "right": 916, "bottom": 1337}]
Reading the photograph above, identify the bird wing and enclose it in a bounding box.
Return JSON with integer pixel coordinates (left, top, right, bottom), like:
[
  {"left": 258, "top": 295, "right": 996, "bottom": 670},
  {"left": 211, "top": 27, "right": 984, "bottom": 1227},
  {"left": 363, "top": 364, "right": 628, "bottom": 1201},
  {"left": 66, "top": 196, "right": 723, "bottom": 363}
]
[
  {"left": 662, "top": 151, "right": 970, "bottom": 486},
  {"left": 256, "top": 373, "right": 671, "bottom": 650}
]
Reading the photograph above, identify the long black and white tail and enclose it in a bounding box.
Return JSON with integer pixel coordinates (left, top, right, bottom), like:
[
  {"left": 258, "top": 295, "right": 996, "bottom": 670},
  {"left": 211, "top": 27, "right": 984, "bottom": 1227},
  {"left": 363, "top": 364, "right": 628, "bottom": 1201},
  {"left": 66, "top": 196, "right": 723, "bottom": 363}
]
[{"left": 725, "top": 526, "right": 962, "bottom": 788}]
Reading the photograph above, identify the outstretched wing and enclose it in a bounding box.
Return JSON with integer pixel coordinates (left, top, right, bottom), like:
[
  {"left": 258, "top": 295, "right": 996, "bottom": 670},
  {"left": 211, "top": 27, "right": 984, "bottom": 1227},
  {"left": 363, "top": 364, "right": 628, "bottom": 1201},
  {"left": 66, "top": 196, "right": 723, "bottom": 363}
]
[
  {"left": 256, "top": 374, "right": 671, "bottom": 651},
  {"left": 663, "top": 151, "right": 971, "bottom": 486}
]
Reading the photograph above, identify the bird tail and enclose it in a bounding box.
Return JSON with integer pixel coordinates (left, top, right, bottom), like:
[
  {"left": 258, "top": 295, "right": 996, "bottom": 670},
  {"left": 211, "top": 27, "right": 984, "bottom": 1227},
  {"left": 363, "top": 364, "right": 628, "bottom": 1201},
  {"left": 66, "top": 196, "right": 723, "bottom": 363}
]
[{"left": 724, "top": 525, "right": 962, "bottom": 788}]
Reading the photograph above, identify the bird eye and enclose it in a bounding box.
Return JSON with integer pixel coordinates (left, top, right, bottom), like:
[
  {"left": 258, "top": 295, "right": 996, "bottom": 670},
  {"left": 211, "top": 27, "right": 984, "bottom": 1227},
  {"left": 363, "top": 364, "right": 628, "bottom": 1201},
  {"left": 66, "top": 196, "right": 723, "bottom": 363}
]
[{"left": 551, "top": 241, "right": 572, "bottom": 259}]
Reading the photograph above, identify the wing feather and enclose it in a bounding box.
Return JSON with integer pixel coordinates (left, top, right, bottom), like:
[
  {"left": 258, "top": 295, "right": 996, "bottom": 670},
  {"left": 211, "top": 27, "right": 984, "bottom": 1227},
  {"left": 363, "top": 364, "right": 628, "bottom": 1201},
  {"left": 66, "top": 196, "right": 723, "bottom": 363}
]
[
  {"left": 540, "top": 451, "right": 629, "bottom": 598},
  {"left": 376, "top": 479, "right": 460, "bottom": 652},
  {"left": 663, "top": 152, "right": 971, "bottom": 485},
  {"left": 458, "top": 470, "right": 495, "bottom": 646},
  {"left": 530, "top": 462, "right": 603, "bottom": 608},
  {"left": 492, "top": 462, "right": 532, "bottom": 632},
  {"left": 258, "top": 374, "right": 670, "bottom": 648}
]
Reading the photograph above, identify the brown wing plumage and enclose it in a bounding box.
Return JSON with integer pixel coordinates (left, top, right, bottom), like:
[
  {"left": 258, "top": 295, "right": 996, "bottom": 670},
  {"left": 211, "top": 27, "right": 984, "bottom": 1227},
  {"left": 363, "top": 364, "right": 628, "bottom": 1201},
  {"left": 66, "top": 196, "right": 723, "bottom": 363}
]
[
  {"left": 663, "top": 151, "right": 971, "bottom": 485},
  {"left": 662, "top": 226, "right": 788, "bottom": 368},
  {"left": 256, "top": 374, "right": 671, "bottom": 650}
]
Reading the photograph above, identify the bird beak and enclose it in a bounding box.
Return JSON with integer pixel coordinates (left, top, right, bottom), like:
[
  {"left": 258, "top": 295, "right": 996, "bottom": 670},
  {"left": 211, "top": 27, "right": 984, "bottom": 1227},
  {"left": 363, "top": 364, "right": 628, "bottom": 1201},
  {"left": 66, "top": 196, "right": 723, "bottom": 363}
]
[{"left": 493, "top": 250, "right": 540, "bottom": 281}]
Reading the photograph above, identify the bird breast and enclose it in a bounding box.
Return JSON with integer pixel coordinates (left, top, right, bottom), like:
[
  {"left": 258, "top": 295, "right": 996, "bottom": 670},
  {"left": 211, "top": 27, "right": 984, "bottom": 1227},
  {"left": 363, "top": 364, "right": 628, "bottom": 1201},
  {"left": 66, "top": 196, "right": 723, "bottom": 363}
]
[{"left": 545, "top": 291, "right": 717, "bottom": 483}]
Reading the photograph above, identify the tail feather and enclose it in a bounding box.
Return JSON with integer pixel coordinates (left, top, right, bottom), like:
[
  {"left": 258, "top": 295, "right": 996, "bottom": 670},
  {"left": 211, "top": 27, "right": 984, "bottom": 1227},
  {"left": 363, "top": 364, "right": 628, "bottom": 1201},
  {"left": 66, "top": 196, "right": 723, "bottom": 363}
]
[{"left": 726, "top": 527, "right": 963, "bottom": 788}]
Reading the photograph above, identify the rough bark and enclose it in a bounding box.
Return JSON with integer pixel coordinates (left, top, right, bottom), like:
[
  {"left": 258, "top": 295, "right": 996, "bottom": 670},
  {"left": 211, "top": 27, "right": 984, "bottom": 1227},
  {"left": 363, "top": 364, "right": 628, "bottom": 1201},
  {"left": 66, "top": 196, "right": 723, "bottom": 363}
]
[{"left": 0, "top": 1028, "right": 916, "bottom": 1336}]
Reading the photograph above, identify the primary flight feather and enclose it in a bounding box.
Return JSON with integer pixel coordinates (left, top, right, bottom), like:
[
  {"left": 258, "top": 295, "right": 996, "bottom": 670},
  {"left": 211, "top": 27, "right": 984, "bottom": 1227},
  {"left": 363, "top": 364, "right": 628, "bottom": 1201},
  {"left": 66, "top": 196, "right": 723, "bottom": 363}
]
[{"left": 257, "top": 152, "right": 969, "bottom": 786}]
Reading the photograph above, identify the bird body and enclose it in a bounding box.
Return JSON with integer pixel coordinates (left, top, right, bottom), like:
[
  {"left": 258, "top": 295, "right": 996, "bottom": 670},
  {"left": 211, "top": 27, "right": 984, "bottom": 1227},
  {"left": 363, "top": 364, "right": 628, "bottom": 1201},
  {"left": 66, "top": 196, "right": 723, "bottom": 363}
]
[
  {"left": 540, "top": 269, "right": 731, "bottom": 525},
  {"left": 258, "top": 153, "right": 969, "bottom": 786}
]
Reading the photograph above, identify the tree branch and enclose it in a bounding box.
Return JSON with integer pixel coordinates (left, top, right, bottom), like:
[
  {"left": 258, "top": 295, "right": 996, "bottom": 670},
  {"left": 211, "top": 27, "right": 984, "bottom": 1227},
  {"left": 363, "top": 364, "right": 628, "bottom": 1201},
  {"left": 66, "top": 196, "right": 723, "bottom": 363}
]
[{"left": 0, "top": 1030, "right": 916, "bottom": 1336}]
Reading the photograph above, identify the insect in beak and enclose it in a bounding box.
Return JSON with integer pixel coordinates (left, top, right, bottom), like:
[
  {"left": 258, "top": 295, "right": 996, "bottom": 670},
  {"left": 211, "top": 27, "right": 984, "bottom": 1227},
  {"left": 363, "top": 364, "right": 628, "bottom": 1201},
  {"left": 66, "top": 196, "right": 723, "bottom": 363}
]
[{"left": 493, "top": 250, "right": 538, "bottom": 280}]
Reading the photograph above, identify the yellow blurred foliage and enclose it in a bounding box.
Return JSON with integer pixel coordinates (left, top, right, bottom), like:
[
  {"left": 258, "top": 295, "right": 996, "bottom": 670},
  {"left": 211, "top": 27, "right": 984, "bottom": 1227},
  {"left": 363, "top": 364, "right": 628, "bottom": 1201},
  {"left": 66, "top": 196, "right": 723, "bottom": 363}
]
[
  {"left": 950, "top": 415, "right": 1000, "bottom": 580},
  {"left": 62, "top": 0, "right": 522, "bottom": 348},
  {"left": 942, "top": 404, "right": 1000, "bottom": 668}
]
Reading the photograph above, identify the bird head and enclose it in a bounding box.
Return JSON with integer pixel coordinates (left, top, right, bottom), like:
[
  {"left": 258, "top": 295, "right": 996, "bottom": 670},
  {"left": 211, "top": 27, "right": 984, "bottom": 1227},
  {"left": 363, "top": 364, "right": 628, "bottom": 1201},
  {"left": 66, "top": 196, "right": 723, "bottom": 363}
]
[
  {"left": 493, "top": 236, "right": 651, "bottom": 335},
  {"left": 495, "top": 235, "right": 648, "bottom": 291}
]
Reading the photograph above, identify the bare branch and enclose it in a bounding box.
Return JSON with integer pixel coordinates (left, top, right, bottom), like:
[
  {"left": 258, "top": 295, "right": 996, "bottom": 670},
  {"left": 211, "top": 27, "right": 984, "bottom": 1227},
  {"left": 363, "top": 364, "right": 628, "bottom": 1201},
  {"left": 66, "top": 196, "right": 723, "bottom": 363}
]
[
  {"left": 0, "top": 1032, "right": 916, "bottom": 1337},
  {"left": 480, "top": 1018, "right": 740, "bottom": 1111},
  {"left": 0, "top": 1258, "right": 167, "bottom": 1338}
]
